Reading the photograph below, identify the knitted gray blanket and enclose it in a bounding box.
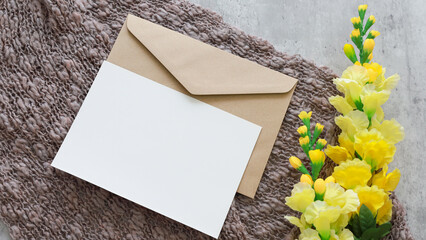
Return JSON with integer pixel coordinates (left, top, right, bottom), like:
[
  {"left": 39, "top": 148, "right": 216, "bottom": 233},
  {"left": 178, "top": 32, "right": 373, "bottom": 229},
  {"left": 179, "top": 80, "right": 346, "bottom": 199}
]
[{"left": 0, "top": 0, "right": 413, "bottom": 239}]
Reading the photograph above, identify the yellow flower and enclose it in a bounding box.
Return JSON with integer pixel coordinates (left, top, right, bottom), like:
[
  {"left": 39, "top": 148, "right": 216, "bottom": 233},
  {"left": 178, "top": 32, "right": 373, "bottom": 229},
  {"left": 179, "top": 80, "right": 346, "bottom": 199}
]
[
  {"left": 358, "top": 4, "right": 368, "bottom": 11},
  {"left": 374, "top": 73, "right": 400, "bottom": 91},
  {"left": 334, "top": 110, "right": 369, "bottom": 141},
  {"left": 314, "top": 178, "right": 326, "bottom": 195},
  {"left": 375, "top": 119, "right": 405, "bottom": 144},
  {"left": 350, "top": 29, "right": 360, "bottom": 38},
  {"left": 289, "top": 156, "right": 302, "bottom": 169},
  {"left": 301, "top": 174, "right": 314, "bottom": 186},
  {"left": 330, "top": 215, "right": 350, "bottom": 234},
  {"left": 316, "top": 139, "right": 327, "bottom": 149},
  {"left": 360, "top": 85, "right": 390, "bottom": 120},
  {"left": 298, "top": 125, "right": 308, "bottom": 136},
  {"left": 329, "top": 96, "right": 353, "bottom": 115},
  {"left": 304, "top": 201, "right": 341, "bottom": 239},
  {"left": 363, "top": 62, "right": 383, "bottom": 83},
  {"left": 324, "top": 183, "right": 360, "bottom": 214},
  {"left": 299, "top": 229, "right": 321, "bottom": 240},
  {"left": 370, "top": 30, "right": 381, "bottom": 38},
  {"left": 330, "top": 229, "right": 355, "bottom": 240},
  {"left": 351, "top": 17, "right": 361, "bottom": 25},
  {"left": 325, "top": 176, "right": 335, "bottom": 184},
  {"left": 372, "top": 164, "right": 401, "bottom": 192},
  {"left": 300, "top": 136, "right": 310, "bottom": 146},
  {"left": 368, "top": 15, "right": 376, "bottom": 24},
  {"left": 325, "top": 145, "right": 351, "bottom": 165},
  {"left": 285, "top": 182, "right": 315, "bottom": 212},
  {"left": 376, "top": 196, "right": 392, "bottom": 225},
  {"left": 309, "top": 150, "right": 325, "bottom": 165},
  {"left": 299, "top": 111, "right": 312, "bottom": 121},
  {"left": 338, "top": 133, "right": 355, "bottom": 157},
  {"left": 285, "top": 215, "right": 311, "bottom": 231},
  {"left": 343, "top": 44, "right": 358, "bottom": 63},
  {"left": 363, "top": 39, "right": 375, "bottom": 54},
  {"left": 355, "top": 185, "right": 387, "bottom": 214},
  {"left": 341, "top": 65, "right": 370, "bottom": 85},
  {"left": 315, "top": 123, "right": 324, "bottom": 132},
  {"left": 354, "top": 129, "right": 396, "bottom": 170},
  {"left": 332, "top": 159, "right": 372, "bottom": 189}
]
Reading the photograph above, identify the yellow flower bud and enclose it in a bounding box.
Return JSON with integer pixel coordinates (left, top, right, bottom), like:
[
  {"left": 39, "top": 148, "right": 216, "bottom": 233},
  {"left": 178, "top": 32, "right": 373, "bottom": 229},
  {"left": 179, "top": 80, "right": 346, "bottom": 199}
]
[
  {"left": 370, "top": 30, "right": 380, "bottom": 38},
  {"left": 289, "top": 156, "right": 302, "bottom": 169},
  {"left": 315, "top": 123, "right": 324, "bottom": 132},
  {"left": 358, "top": 4, "right": 368, "bottom": 11},
  {"left": 300, "top": 174, "right": 313, "bottom": 186},
  {"left": 343, "top": 44, "right": 357, "bottom": 63},
  {"left": 369, "top": 15, "right": 376, "bottom": 24},
  {"left": 324, "top": 176, "right": 335, "bottom": 184},
  {"left": 298, "top": 111, "right": 312, "bottom": 121},
  {"left": 363, "top": 39, "right": 375, "bottom": 53},
  {"left": 299, "top": 136, "right": 310, "bottom": 146},
  {"left": 314, "top": 178, "right": 326, "bottom": 194},
  {"left": 351, "top": 29, "right": 360, "bottom": 38},
  {"left": 317, "top": 139, "right": 327, "bottom": 147},
  {"left": 297, "top": 125, "right": 308, "bottom": 136},
  {"left": 309, "top": 149, "right": 325, "bottom": 164},
  {"left": 351, "top": 17, "right": 361, "bottom": 25},
  {"left": 368, "top": 53, "right": 373, "bottom": 62},
  {"left": 354, "top": 61, "right": 361, "bottom": 66}
]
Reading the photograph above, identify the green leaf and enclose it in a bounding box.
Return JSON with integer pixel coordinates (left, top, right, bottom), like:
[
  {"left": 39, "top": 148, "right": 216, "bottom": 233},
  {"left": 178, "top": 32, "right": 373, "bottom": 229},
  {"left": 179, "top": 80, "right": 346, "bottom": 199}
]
[
  {"left": 360, "top": 222, "right": 392, "bottom": 240},
  {"left": 360, "top": 227, "right": 381, "bottom": 240},
  {"left": 359, "top": 204, "right": 376, "bottom": 232},
  {"left": 377, "top": 222, "right": 392, "bottom": 238},
  {"left": 349, "top": 214, "right": 362, "bottom": 238}
]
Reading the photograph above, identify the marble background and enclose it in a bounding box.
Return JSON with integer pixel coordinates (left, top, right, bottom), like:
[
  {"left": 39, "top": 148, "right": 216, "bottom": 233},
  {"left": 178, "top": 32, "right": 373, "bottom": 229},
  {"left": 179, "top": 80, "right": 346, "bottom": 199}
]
[{"left": 0, "top": 0, "right": 424, "bottom": 239}]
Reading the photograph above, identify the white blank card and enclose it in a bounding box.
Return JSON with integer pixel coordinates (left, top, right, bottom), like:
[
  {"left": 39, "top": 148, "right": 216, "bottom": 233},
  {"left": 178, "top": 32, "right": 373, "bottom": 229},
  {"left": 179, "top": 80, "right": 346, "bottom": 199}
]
[{"left": 51, "top": 61, "right": 261, "bottom": 238}]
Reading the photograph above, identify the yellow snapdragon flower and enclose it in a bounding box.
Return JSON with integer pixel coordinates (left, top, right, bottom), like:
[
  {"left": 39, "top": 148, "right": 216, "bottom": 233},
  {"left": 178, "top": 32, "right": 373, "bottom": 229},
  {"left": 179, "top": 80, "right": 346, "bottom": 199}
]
[
  {"left": 285, "top": 214, "right": 311, "bottom": 231},
  {"left": 372, "top": 164, "right": 401, "bottom": 192},
  {"left": 376, "top": 196, "right": 393, "bottom": 225},
  {"left": 354, "top": 129, "right": 396, "bottom": 170},
  {"left": 301, "top": 174, "right": 314, "bottom": 186},
  {"left": 329, "top": 96, "right": 354, "bottom": 115},
  {"left": 285, "top": 182, "right": 315, "bottom": 212},
  {"left": 354, "top": 185, "right": 387, "bottom": 214},
  {"left": 330, "top": 229, "right": 355, "bottom": 240},
  {"left": 358, "top": 4, "right": 367, "bottom": 11},
  {"left": 338, "top": 133, "right": 355, "bottom": 157},
  {"left": 360, "top": 84, "right": 391, "bottom": 121},
  {"left": 363, "top": 62, "right": 383, "bottom": 83},
  {"left": 332, "top": 159, "right": 372, "bottom": 189},
  {"left": 299, "top": 111, "right": 312, "bottom": 121},
  {"left": 374, "top": 73, "right": 400, "bottom": 91},
  {"left": 304, "top": 201, "right": 341, "bottom": 239},
  {"left": 375, "top": 119, "right": 405, "bottom": 144},
  {"left": 324, "top": 183, "right": 360, "bottom": 214},
  {"left": 325, "top": 145, "right": 351, "bottom": 165},
  {"left": 298, "top": 125, "right": 308, "bottom": 136},
  {"left": 334, "top": 110, "right": 369, "bottom": 141},
  {"left": 299, "top": 229, "right": 321, "bottom": 240}
]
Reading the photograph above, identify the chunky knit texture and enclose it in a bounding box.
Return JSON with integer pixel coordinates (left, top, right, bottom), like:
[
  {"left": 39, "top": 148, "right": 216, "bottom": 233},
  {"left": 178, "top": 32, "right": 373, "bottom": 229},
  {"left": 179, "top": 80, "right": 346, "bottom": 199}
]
[{"left": 0, "top": 0, "right": 413, "bottom": 239}]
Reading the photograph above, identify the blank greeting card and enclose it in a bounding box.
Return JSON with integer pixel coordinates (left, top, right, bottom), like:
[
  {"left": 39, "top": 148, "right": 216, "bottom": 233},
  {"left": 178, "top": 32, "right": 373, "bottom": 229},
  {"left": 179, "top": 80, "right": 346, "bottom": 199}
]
[{"left": 51, "top": 61, "right": 261, "bottom": 238}]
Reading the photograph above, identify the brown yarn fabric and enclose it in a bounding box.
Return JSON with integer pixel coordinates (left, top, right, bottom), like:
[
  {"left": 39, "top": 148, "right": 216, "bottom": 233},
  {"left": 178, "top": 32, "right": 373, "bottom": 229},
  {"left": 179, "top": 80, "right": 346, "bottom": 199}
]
[{"left": 0, "top": 0, "right": 413, "bottom": 239}]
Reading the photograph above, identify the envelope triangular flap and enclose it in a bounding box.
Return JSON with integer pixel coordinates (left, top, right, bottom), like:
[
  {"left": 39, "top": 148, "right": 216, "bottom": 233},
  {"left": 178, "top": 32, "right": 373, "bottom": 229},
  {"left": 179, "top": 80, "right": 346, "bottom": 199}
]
[{"left": 126, "top": 14, "right": 297, "bottom": 95}]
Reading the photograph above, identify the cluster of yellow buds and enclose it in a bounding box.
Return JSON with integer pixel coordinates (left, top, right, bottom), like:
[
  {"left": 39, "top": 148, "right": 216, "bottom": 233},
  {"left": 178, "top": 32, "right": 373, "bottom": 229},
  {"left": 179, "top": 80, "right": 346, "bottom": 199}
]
[
  {"left": 344, "top": 4, "right": 379, "bottom": 65},
  {"left": 288, "top": 111, "right": 327, "bottom": 181}
]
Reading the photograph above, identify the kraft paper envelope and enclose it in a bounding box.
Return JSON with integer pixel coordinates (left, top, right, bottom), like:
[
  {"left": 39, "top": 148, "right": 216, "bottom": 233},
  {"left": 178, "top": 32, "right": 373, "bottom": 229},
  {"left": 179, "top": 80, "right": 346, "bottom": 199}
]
[{"left": 107, "top": 14, "right": 298, "bottom": 198}]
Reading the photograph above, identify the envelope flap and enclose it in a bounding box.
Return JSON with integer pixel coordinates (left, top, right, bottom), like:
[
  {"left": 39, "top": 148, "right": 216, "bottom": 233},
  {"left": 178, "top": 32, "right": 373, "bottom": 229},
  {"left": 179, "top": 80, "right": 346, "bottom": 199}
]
[{"left": 126, "top": 14, "right": 297, "bottom": 95}]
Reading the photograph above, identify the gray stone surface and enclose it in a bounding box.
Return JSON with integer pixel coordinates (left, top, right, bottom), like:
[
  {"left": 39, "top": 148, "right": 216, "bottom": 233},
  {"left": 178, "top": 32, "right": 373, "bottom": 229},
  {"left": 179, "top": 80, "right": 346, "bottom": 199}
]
[{"left": 0, "top": 1, "right": 424, "bottom": 239}]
